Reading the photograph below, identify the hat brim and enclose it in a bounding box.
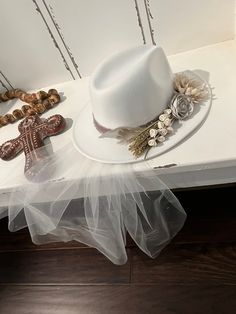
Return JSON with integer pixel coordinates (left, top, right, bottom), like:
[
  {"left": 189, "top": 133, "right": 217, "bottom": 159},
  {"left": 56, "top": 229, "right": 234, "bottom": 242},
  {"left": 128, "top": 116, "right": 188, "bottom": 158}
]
[{"left": 72, "top": 71, "right": 212, "bottom": 164}]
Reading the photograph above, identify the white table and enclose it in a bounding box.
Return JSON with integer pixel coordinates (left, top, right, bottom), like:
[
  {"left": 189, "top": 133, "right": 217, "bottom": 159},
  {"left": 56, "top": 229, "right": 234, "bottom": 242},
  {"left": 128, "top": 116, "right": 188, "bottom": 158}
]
[{"left": 1, "top": 40, "right": 236, "bottom": 206}]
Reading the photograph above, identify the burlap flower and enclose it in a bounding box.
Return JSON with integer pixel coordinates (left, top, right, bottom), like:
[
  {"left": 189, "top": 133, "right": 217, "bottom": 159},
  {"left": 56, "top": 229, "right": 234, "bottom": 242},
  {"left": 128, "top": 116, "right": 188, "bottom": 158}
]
[{"left": 170, "top": 94, "right": 194, "bottom": 120}]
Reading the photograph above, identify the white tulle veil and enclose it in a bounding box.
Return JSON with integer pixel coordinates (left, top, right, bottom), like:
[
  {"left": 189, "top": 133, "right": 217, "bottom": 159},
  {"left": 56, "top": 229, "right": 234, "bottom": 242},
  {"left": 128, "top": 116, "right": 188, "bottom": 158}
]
[{"left": 0, "top": 142, "right": 186, "bottom": 265}]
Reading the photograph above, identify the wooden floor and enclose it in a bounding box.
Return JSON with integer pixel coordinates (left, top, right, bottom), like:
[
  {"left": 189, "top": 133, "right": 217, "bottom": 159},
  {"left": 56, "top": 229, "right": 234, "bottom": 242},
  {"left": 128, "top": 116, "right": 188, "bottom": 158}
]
[{"left": 0, "top": 186, "right": 236, "bottom": 314}]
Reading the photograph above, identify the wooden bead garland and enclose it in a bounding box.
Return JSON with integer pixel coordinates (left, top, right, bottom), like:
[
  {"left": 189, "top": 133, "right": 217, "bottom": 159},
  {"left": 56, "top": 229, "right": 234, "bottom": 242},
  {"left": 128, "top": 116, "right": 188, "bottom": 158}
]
[{"left": 0, "top": 88, "right": 60, "bottom": 127}]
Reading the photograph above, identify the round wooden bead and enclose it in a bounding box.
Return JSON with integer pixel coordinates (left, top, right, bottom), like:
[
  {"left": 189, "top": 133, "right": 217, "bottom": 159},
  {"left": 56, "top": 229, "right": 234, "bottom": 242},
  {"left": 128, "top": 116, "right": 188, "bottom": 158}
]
[
  {"left": 33, "top": 103, "right": 46, "bottom": 114},
  {"left": 0, "top": 115, "right": 9, "bottom": 125},
  {"left": 5, "top": 90, "right": 15, "bottom": 99},
  {"left": 48, "top": 94, "right": 60, "bottom": 106},
  {"left": 36, "top": 90, "right": 48, "bottom": 101},
  {"left": 0, "top": 93, "right": 9, "bottom": 101},
  {"left": 13, "top": 109, "right": 24, "bottom": 119},
  {"left": 42, "top": 99, "right": 53, "bottom": 110},
  {"left": 14, "top": 89, "right": 24, "bottom": 98},
  {"left": 26, "top": 108, "right": 37, "bottom": 116},
  {"left": 21, "top": 105, "right": 31, "bottom": 114},
  {"left": 20, "top": 93, "right": 27, "bottom": 102},
  {"left": 26, "top": 95, "right": 35, "bottom": 103},
  {"left": 48, "top": 88, "right": 58, "bottom": 96},
  {"left": 5, "top": 113, "right": 16, "bottom": 123}
]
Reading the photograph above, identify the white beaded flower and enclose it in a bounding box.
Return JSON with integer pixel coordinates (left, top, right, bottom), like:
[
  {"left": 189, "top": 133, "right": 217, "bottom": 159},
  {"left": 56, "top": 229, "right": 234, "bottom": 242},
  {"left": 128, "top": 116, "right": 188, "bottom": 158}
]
[
  {"left": 147, "top": 126, "right": 174, "bottom": 147},
  {"left": 148, "top": 128, "right": 165, "bottom": 147}
]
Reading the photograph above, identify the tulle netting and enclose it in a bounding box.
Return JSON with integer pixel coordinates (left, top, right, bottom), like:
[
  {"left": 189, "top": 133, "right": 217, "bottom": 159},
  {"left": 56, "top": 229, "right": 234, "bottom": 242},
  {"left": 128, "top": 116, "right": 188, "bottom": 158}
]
[{"left": 0, "top": 142, "right": 186, "bottom": 265}]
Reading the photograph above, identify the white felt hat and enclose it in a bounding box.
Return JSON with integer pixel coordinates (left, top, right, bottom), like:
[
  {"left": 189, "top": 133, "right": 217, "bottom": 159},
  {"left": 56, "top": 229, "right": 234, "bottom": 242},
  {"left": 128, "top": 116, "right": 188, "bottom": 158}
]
[{"left": 73, "top": 45, "right": 211, "bottom": 164}]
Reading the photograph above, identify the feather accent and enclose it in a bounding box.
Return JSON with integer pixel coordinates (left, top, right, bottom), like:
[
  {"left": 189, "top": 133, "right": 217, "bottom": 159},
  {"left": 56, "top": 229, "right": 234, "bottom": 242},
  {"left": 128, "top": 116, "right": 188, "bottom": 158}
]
[
  {"left": 174, "top": 73, "right": 209, "bottom": 103},
  {"left": 100, "top": 127, "right": 143, "bottom": 144}
]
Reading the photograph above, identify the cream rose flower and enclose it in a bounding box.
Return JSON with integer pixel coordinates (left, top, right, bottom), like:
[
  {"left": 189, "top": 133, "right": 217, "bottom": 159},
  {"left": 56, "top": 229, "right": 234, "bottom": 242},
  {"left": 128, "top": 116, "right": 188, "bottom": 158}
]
[{"left": 170, "top": 94, "right": 194, "bottom": 120}]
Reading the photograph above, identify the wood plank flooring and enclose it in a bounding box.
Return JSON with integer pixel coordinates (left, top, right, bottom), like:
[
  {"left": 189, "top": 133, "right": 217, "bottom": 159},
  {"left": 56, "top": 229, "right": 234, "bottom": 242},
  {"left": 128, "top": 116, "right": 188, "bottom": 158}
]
[{"left": 0, "top": 185, "right": 235, "bottom": 313}]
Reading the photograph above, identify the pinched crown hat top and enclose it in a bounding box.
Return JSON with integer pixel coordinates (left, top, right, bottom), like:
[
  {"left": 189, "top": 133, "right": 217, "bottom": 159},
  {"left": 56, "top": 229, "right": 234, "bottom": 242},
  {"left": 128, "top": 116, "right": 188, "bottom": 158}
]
[{"left": 90, "top": 45, "right": 173, "bottom": 129}]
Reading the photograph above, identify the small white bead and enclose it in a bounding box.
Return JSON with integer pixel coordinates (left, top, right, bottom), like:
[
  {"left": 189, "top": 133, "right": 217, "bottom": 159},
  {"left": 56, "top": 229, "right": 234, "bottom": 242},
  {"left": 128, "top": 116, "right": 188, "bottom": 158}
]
[
  {"left": 164, "top": 118, "right": 171, "bottom": 126},
  {"left": 159, "top": 114, "right": 168, "bottom": 122},
  {"left": 157, "top": 121, "right": 164, "bottom": 129},
  {"left": 148, "top": 139, "right": 157, "bottom": 147},
  {"left": 159, "top": 128, "right": 168, "bottom": 136},
  {"left": 149, "top": 128, "right": 158, "bottom": 138}
]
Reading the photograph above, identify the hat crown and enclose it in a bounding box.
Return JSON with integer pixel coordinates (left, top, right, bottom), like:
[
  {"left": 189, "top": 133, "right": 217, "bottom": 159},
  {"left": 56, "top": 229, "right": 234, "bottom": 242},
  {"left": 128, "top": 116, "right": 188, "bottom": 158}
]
[{"left": 90, "top": 45, "right": 173, "bottom": 129}]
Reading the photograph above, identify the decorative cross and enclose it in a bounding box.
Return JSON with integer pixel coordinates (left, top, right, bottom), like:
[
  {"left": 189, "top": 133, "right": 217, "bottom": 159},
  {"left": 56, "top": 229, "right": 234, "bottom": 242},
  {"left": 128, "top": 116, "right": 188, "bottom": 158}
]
[{"left": 0, "top": 114, "right": 66, "bottom": 181}]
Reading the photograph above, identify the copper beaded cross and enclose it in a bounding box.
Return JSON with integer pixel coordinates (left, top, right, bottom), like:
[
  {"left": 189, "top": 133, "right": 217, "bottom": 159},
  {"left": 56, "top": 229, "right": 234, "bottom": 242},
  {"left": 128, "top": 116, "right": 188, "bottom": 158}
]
[{"left": 0, "top": 114, "right": 66, "bottom": 181}]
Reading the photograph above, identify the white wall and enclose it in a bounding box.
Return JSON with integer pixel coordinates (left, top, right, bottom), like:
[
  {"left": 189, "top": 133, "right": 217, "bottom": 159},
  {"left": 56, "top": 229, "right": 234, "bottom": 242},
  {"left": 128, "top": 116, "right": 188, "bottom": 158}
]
[
  {"left": 0, "top": 0, "right": 235, "bottom": 92},
  {"left": 235, "top": 0, "right": 236, "bottom": 35},
  {"left": 151, "top": 0, "right": 235, "bottom": 54}
]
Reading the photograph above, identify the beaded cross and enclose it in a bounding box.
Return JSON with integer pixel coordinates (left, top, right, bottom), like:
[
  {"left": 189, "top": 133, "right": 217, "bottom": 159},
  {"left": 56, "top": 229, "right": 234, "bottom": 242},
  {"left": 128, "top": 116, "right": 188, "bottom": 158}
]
[{"left": 0, "top": 114, "right": 66, "bottom": 180}]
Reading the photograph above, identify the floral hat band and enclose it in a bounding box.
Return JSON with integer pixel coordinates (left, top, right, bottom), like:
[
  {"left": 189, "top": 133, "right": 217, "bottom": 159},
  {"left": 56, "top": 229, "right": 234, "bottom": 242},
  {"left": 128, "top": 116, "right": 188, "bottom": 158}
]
[{"left": 96, "top": 73, "right": 209, "bottom": 159}]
